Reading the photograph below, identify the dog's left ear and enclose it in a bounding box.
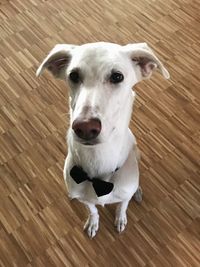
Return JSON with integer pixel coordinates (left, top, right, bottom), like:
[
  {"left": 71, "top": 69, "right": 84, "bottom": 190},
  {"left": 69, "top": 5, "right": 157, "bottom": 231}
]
[
  {"left": 36, "top": 44, "right": 76, "bottom": 79},
  {"left": 123, "top": 43, "right": 170, "bottom": 81}
]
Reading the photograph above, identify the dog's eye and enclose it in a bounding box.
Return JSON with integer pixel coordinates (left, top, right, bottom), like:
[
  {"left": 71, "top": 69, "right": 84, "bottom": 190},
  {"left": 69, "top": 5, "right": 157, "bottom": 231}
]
[
  {"left": 110, "top": 72, "right": 124, "bottom": 84},
  {"left": 69, "top": 70, "right": 81, "bottom": 83}
]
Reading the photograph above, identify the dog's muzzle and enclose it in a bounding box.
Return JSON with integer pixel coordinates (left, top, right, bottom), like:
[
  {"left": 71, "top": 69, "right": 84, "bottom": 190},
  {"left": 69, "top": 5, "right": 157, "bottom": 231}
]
[{"left": 72, "top": 118, "right": 101, "bottom": 142}]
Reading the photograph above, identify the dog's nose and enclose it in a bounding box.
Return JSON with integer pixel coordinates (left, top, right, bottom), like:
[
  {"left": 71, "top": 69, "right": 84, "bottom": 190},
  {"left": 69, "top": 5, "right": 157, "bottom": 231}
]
[{"left": 72, "top": 118, "right": 101, "bottom": 140}]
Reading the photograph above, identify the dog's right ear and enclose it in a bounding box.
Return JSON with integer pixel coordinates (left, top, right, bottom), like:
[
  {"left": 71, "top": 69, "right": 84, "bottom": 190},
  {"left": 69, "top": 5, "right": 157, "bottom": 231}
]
[{"left": 36, "top": 44, "right": 76, "bottom": 79}]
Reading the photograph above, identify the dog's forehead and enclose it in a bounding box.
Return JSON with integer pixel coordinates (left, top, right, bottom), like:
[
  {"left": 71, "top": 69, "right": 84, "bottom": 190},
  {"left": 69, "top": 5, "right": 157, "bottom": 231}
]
[{"left": 70, "top": 42, "right": 124, "bottom": 70}]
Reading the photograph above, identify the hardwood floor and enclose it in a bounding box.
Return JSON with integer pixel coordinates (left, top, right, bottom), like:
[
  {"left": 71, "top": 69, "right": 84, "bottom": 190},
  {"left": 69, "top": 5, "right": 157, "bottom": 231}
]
[{"left": 0, "top": 0, "right": 200, "bottom": 266}]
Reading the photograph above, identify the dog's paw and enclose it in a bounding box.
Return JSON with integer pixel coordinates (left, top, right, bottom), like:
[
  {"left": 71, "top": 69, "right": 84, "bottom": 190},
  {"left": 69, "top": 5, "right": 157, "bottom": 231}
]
[
  {"left": 84, "top": 214, "right": 99, "bottom": 238},
  {"left": 115, "top": 213, "right": 127, "bottom": 233},
  {"left": 133, "top": 186, "right": 143, "bottom": 203}
]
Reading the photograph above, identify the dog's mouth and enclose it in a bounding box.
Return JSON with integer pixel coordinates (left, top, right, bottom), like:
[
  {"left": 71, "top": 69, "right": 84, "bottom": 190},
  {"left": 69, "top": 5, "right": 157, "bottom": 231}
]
[
  {"left": 73, "top": 135, "right": 100, "bottom": 146},
  {"left": 80, "top": 140, "right": 100, "bottom": 146}
]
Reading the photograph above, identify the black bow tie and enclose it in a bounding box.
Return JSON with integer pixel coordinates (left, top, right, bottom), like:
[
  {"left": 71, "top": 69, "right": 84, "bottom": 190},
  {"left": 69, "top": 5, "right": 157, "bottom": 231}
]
[{"left": 70, "top": 166, "right": 114, "bottom": 197}]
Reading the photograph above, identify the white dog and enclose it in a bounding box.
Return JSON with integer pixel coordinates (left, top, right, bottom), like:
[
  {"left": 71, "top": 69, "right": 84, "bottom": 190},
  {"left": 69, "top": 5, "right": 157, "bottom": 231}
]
[{"left": 37, "top": 42, "right": 169, "bottom": 238}]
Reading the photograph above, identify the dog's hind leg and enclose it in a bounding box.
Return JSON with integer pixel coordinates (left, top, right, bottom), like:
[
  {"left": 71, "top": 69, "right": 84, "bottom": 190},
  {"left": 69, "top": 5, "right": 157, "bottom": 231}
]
[
  {"left": 115, "top": 199, "right": 130, "bottom": 233},
  {"left": 133, "top": 186, "right": 143, "bottom": 203},
  {"left": 83, "top": 202, "right": 99, "bottom": 238}
]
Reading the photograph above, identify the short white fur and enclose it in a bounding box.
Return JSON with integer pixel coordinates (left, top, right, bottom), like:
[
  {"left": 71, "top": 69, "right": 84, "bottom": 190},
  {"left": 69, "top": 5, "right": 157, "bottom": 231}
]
[{"left": 37, "top": 42, "right": 169, "bottom": 238}]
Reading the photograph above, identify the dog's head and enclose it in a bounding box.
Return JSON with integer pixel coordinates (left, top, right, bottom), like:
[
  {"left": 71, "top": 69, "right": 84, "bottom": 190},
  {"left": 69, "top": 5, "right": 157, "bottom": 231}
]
[{"left": 37, "top": 42, "right": 169, "bottom": 145}]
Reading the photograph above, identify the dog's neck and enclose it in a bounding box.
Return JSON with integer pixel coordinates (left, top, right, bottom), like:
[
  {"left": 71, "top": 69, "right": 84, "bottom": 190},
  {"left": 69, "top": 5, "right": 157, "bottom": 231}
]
[{"left": 68, "top": 126, "right": 134, "bottom": 178}]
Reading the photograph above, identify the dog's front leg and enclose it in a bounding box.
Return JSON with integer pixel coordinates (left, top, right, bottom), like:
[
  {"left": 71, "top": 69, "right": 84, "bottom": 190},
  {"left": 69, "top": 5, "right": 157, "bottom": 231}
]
[
  {"left": 115, "top": 200, "right": 130, "bottom": 233},
  {"left": 83, "top": 201, "right": 99, "bottom": 239}
]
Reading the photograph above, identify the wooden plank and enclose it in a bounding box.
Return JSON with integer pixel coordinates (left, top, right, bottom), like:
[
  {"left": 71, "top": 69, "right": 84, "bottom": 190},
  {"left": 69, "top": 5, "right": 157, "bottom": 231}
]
[{"left": 0, "top": 0, "right": 200, "bottom": 266}]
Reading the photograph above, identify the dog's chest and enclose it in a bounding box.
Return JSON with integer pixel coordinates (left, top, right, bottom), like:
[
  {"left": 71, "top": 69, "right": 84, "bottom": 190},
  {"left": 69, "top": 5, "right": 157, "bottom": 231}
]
[
  {"left": 66, "top": 130, "right": 138, "bottom": 205},
  {"left": 69, "top": 154, "right": 139, "bottom": 206},
  {"left": 72, "top": 141, "right": 127, "bottom": 178}
]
